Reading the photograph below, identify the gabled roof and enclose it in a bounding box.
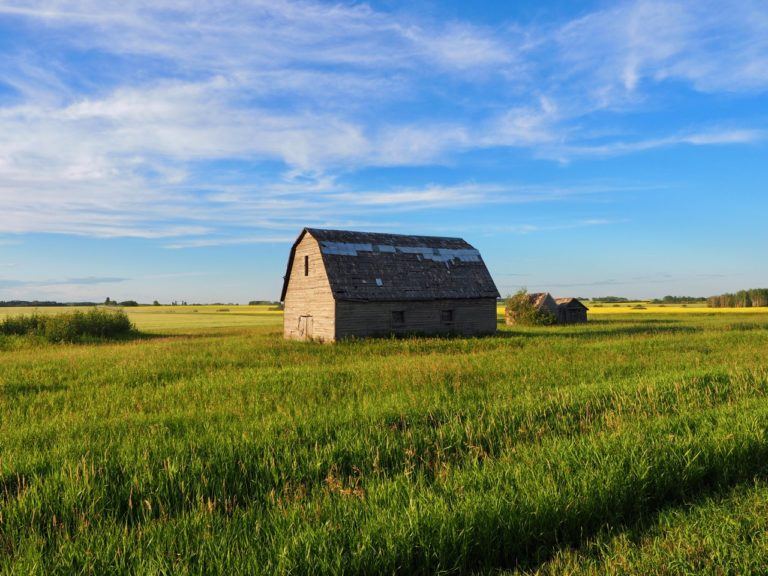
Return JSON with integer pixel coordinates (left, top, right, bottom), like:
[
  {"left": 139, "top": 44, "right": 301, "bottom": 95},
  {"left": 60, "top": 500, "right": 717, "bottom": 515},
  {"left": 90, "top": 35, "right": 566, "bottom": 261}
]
[
  {"left": 528, "top": 292, "right": 552, "bottom": 308},
  {"left": 281, "top": 228, "right": 500, "bottom": 302},
  {"left": 555, "top": 297, "right": 589, "bottom": 310}
]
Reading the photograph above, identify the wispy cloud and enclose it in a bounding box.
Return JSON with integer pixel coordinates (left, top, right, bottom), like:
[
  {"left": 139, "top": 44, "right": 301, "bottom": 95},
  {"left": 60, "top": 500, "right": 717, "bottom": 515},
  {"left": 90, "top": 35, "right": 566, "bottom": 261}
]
[
  {"left": 0, "top": 276, "right": 128, "bottom": 289},
  {"left": 164, "top": 235, "right": 296, "bottom": 249},
  {"left": 489, "top": 218, "right": 624, "bottom": 235},
  {"left": 556, "top": 0, "right": 768, "bottom": 99},
  {"left": 0, "top": 0, "right": 765, "bottom": 243},
  {"left": 550, "top": 128, "right": 764, "bottom": 159}
]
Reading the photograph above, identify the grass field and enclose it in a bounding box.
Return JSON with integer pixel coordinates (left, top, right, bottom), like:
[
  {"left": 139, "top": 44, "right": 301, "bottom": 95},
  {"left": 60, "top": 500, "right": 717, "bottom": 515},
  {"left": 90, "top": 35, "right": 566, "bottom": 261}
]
[{"left": 2, "top": 305, "right": 768, "bottom": 574}]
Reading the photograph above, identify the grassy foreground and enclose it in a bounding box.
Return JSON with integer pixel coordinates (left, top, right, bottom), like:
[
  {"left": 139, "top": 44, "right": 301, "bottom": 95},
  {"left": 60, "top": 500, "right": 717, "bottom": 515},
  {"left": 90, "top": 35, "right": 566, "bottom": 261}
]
[{"left": 2, "top": 307, "right": 768, "bottom": 574}]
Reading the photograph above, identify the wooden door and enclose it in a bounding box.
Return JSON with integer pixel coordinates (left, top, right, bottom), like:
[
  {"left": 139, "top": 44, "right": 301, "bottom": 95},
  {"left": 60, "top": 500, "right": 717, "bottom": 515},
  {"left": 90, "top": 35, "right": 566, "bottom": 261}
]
[{"left": 298, "top": 315, "right": 313, "bottom": 340}]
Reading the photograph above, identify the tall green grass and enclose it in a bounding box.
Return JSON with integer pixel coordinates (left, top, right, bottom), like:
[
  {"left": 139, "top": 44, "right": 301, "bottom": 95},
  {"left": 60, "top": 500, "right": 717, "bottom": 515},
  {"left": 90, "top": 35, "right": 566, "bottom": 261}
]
[
  {"left": 1, "top": 312, "right": 768, "bottom": 573},
  {"left": 0, "top": 308, "right": 134, "bottom": 342}
]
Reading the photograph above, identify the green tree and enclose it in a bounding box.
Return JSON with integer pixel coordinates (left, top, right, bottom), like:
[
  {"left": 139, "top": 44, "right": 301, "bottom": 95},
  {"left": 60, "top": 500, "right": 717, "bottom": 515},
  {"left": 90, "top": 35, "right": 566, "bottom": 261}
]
[{"left": 504, "top": 289, "right": 557, "bottom": 326}]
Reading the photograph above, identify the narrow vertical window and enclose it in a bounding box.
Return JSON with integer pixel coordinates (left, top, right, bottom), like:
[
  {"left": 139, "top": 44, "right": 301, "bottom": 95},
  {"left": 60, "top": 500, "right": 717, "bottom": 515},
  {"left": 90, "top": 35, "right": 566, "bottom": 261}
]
[{"left": 304, "top": 255, "right": 309, "bottom": 276}]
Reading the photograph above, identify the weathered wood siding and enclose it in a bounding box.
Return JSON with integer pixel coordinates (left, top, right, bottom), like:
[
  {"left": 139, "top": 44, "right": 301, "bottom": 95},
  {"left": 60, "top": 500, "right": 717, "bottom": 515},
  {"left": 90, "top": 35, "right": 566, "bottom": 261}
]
[
  {"left": 538, "top": 294, "right": 560, "bottom": 317},
  {"left": 335, "top": 298, "right": 497, "bottom": 340},
  {"left": 283, "top": 235, "right": 336, "bottom": 341},
  {"left": 559, "top": 305, "right": 588, "bottom": 324}
]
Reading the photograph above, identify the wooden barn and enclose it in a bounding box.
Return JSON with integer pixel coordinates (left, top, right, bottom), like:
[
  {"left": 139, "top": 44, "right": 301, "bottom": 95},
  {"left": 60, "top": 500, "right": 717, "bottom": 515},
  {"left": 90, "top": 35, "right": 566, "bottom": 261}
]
[
  {"left": 281, "top": 228, "right": 500, "bottom": 342},
  {"left": 555, "top": 298, "right": 589, "bottom": 324}
]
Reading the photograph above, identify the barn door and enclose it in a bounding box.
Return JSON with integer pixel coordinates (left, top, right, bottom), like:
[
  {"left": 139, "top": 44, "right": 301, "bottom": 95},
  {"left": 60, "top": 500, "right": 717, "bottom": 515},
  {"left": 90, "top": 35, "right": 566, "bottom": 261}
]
[{"left": 298, "top": 315, "right": 313, "bottom": 340}]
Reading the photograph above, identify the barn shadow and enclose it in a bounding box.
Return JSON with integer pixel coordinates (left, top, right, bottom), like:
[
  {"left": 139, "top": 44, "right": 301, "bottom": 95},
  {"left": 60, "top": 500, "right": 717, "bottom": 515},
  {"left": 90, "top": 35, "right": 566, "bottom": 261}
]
[{"left": 492, "top": 320, "right": 701, "bottom": 340}]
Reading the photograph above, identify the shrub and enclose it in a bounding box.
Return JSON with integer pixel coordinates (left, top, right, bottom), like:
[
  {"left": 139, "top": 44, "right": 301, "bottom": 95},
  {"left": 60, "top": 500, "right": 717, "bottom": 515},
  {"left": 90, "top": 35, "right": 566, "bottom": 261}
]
[
  {"left": 504, "top": 289, "right": 557, "bottom": 326},
  {"left": 0, "top": 309, "right": 135, "bottom": 342},
  {"left": 0, "top": 313, "right": 47, "bottom": 335}
]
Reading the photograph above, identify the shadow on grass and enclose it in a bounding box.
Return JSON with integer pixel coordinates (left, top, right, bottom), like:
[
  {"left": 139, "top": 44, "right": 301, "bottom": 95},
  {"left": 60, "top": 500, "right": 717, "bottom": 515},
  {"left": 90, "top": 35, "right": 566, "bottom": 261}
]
[
  {"left": 510, "top": 472, "right": 768, "bottom": 574},
  {"left": 2, "top": 382, "right": 67, "bottom": 397},
  {"left": 0, "top": 464, "right": 51, "bottom": 502},
  {"left": 586, "top": 317, "right": 682, "bottom": 325},
  {"left": 493, "top": 324, "right": 701, "bottom": 340},
  {"left": 327, "top": 323, "right": 701, "bottom": 350},
  {"left": 45, "top": 330, "right": 172, "bottom": 346},
  {"left": 1, "top": 329, "right": 253, "bottom": 348}
]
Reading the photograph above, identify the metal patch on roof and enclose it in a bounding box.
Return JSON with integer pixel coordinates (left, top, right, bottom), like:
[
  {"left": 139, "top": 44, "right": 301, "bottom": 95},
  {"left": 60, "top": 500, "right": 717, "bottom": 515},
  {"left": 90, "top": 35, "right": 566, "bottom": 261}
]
[
  {"left": 396, "top": 246, "right": 481, "bottom": 262},
  {"left": 320, "top": 241, "right": 373, "bottom": 256},
  {"left": 319, "top": 240, "right": 481, "bottom": 262}
]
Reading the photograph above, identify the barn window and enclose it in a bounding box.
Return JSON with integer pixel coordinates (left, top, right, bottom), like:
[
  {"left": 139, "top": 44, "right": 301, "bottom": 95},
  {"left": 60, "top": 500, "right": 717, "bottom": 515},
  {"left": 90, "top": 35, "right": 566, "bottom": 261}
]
[
  {"left": 441, "top": 309, "right": 454, "bottom": 323},
  {"left": 391, "top": 310, "right": 405, "bottom": 325},
  {"left": 304, "top": 255, "right": 309, "bottom": 276}
]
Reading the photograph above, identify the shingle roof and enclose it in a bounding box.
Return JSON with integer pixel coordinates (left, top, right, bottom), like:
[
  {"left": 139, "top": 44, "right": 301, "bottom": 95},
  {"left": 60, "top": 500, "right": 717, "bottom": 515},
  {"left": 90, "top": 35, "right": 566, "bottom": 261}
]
[
  {"left": 528, "top": 293, "right": 551, "bottom": 308},
  {"left": 555, "top": 297, "right": 589, "bottom": 310},
  {"left": 281, "top": 228, "right": 500, "bottom": 302}
]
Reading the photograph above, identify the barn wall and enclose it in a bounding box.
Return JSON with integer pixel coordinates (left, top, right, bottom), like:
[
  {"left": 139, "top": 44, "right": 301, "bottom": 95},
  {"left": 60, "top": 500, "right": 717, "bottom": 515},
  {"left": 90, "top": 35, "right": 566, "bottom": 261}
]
[
  {"left": 540, "top": 295, "right": 560, "bottom": 317},
  {"left": 335, "top": 298, "right": 497, "bottom": 340},
  {"left": 283, "top": 234, "right": 336, "bottom": 342},
  {"left": 560, "top": 306, "right": 588, "bottom": 324}
]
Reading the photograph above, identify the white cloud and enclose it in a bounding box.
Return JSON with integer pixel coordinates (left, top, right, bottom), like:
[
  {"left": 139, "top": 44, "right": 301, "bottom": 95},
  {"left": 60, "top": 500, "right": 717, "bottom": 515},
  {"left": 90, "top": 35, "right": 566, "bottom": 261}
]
[
  {"left": 0, "top": 0, "right": 765, "bottom": 243},
  {"left": 164, "top": 235, "right": 296, "bottom": 249},
  {"left": 551, "top": 128, "right": 764, "bottom": 159},
  {"left": 554, "top": 0, "right": 768, "bottom": 103},
  {"left": 0, "top": 0, "right": 515, "bottom": 75},
  {"left": 484, "top": 218, "right": 623, "bottom": 235}
]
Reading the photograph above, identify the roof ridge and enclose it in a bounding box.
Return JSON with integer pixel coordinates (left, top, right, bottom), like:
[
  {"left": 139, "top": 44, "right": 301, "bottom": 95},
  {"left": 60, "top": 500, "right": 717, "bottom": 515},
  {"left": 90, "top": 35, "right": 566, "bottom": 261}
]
[{"left": 305, "top": 227, "right": 466, "bottom": 243}]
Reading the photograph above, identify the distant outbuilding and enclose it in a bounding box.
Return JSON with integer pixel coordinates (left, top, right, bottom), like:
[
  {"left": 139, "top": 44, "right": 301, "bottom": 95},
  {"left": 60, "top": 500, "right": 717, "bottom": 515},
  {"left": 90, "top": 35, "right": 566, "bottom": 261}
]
[
  {"left": 529, "top": 293, "right": 560, "bottom": 317},
  {"left": 281, "top": 228, "right": 500, "bottom": 342},
  {"left": 555, "top": 297, "right": 589, "bottom": 324},
  {"left": 504, "top": 292, "right": 558, "bottom": 326},
  {"left": 505, "top": 292, "right": 589, "bottom": 325}
]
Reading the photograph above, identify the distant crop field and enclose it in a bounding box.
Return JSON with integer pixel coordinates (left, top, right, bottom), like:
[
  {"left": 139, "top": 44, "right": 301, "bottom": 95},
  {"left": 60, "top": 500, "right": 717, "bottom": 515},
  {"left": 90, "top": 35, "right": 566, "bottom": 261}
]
[
  {"left": 497, "top": 301, "right": 768, "bottom": 316},
  {"left": 587, "top": 302, "right": 768, "bottom": 314},
  {"left": 2, "top": 307, "right": 768, "bottom": 574},
  {"left": 0, "top": 304, "right": 282, "bottom": 331}
]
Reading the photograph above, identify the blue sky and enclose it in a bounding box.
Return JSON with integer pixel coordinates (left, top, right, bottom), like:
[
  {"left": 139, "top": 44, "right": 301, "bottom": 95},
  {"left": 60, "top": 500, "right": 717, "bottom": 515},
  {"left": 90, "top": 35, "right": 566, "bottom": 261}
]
[{"left": 0, "top": 0, "right": 766, "bottom": 302}]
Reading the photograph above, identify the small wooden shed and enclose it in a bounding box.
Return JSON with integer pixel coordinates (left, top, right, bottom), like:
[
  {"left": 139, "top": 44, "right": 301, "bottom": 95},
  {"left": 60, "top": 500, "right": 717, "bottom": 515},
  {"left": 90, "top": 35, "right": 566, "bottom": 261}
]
[
  {"left": 504, "top": 292, "right": 559, "bottom": 325},
  {"left": 529, "top": 293, "right": 560, "bottom": 317},
  {"left": 555, "top": 298, "right": 589, "bottom": 324},
  {"left": 281, "top": 228, "right": 500, "bottom": 342},
  {"left": 505, "top": 292, "right": 589, "bottom": 325}
]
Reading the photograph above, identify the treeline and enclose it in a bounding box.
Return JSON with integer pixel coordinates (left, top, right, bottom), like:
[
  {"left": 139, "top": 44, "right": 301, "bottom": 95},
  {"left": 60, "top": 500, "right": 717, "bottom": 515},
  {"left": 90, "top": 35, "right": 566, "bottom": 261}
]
[
  {"left": 651, "top": 296, "right": 707, "bottom": 304},
  {"left": 0, "top": 300, "right": 98, "bottom": 307},
  {"left": 708, "top": 289, "right": 768, "bottom": 308},
  {"left": 591, "top": 296, "right": 629, "bottom": 303}
]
